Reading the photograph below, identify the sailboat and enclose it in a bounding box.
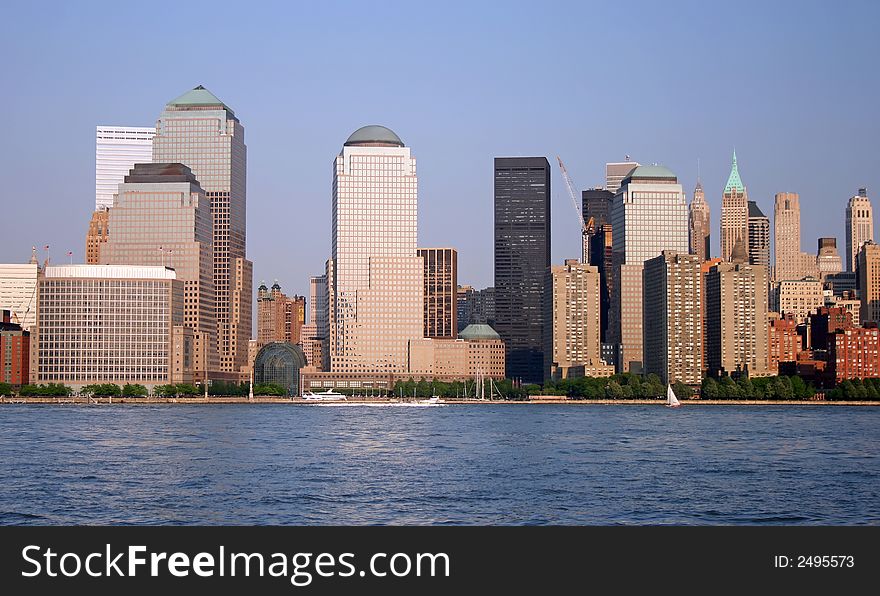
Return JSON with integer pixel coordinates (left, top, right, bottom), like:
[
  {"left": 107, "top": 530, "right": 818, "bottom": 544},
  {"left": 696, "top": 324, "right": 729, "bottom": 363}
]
[{"left": 666, "top": 384, "right": 681, "bottom": 408}]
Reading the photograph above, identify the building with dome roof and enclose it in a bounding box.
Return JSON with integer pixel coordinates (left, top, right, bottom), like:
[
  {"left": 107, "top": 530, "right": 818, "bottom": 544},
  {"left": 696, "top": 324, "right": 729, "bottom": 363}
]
[
  {"left": 327, "top": 125, "right": 423, "bottom": 375},
  {"left": 610, "top": 162, "right": 688, "bottom": 373}
]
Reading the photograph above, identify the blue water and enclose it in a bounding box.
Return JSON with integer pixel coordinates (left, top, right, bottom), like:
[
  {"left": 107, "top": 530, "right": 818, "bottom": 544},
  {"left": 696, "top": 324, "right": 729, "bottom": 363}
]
[{"left": 0, "top": 404, "right": 877, "bottom": 525}]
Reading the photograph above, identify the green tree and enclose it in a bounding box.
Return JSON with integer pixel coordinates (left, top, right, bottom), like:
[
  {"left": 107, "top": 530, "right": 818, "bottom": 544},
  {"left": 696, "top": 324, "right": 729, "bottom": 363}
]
[
  {"left": 606, "top": 380, "right": 624, "bottom": 399},
  {"left": 672, "top": 381, "right": 693, "bottom": 399},
  {"left": 122, "top": 384, "right": 148, "bottom": 397},
  {"left": 175, "top": 384, "right": 200, "bottom": 396},
  {"left": 737, "top": 377, "right": 755, "bottom": 398},
  {"left": 701, "top": 377, "right": 719, "bottom": 399},
  {"left": 720, "top": 376, "right": 739, "bottom": 399},
  {"left": 0, "top": 382, "right": 13, "bottom": 396},
  {"left": 254, "top": 383, "right": 285, "bottom": 396}
]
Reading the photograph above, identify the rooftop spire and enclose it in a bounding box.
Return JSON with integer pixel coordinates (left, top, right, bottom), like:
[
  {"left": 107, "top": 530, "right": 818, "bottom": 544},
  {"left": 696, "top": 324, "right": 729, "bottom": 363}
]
[{"left": 724, "top": 149, "right": 745, "bottom": 194}]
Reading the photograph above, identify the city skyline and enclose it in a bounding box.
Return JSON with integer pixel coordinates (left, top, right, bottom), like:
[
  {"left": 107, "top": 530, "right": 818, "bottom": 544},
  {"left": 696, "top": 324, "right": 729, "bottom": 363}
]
[{"left": 1, "top": 1, "right": 877, "bottom": 299}]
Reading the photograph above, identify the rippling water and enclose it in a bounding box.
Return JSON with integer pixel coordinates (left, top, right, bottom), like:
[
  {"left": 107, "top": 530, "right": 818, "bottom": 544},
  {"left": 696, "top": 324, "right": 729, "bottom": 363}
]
[{"left": 0, "top": 404, "right": 877, "bottom": 525}]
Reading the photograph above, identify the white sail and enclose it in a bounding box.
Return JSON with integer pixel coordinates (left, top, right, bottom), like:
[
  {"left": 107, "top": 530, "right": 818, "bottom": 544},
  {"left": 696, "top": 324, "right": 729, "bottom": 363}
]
[{"left": 667, "top": 384, "right": 681, "bottom": 407}]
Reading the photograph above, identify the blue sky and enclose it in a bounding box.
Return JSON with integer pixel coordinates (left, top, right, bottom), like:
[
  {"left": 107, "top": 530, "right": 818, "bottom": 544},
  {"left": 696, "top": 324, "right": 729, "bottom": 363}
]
[{"left": 1, "top": 0, "right": 878, "bottom": 296}]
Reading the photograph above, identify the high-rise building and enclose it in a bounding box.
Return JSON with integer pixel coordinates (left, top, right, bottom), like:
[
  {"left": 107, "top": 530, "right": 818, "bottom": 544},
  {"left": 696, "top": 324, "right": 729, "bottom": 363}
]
[
  {"left": 768, "top": 313, "right": 798, "bottom": 374},
  {"left": 299, "top": 275, "right": 329, "bottom": 370},
  {"left": 95, "top": 126, "right": 155, "bottom": 211},
  {"left": 605, "top": 160, "right": 639, "bottom": 194},
  {"left": 256, "top": 281, "right": 306, "bottom": 346},
  {"left": 100, "top": 163, "right": 217, "bottom": 382},
  {"left": 846, "top": 188, "right": 873, "bottom": 273},
  {"left": 0, "top": 262, "right": 40, "bottom": 332},
  {"left": 774, "top": 192, "right": 801, "bottom": 281},
  {"left": 418, "top": 248, "right": 458, "bottom": 338},
  {"left": 456, "top": 285, "right": 495, "bottom": 332},
  {"left": 829, "top": 324, "right": 880, "bottom": 383},
  {"left": 494, "top": 157, "right": 551, "bottom": 384},
  {"left": 35, "top": 265, "right": 189, "bottom": 390},
  {"left": 1, "top": 310, "right": 29, "bottom": 387},
  {"left": 590, "top": 224, "right": 613, "bottom": 343},
  {"left": 688, "top": 180, "right": 711, "bottom": 262},
  {"left": 858, "top": 241, "right": 880, "bottom": 324},
  {"left": 706, "top": 262, "right": 770, "bottom": 377},
  {"left": 328, "top": 126, "right": 423, "bottom": 374},
  {"left": 720, "top": 151, "right": 749, "bottom": 263},
  {"left": 643, "top": 251, "right": 702, "bottom": 385},
  {"left": 544, "top": 259, "right": 602, "bottom": 381},
  {"left": 747, "top": 201, "right": 770, "bottom": 268},
  {"left": 816, "top": 237, "right": 843, "bottom": 281},
  {"left": 152, "top": 86, "right": 252, "bottom": 378},
  {"left": 809, "top": 306, "right": 854, "bottom": 352},
  {"left": 582, "top": 188, "right": 614, "bottom": 230},
  {"left": 85, "top": 209, "right": 110, "bottom": 265},
  {"left": 774, "top": 278, "right": 824, "bottom": 324},
  {"left": 610, "top": 165, "right": 688, "bottom": 373}
]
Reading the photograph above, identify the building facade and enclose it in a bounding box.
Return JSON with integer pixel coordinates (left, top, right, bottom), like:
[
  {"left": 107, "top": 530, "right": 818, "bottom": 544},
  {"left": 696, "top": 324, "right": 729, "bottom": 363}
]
[
  {"left": 95, "top": 126, "right": 155, "bottom": 211},
  {"left": 409, "top": 325, "right": 505, "bottom": 381},
  {"left": 456, "top": 285, "right": 495, "bottom": 333},
  {"left": 774, "top": 277, "right": 824, "bottom": 324},
  {"left": 0, "top": 262, "right": 39, "bottom": 332},
  {"left": 829, "top": 324, "right": 880, "bottom": 383},
  {"left": 152, "top": 85, "right": 251, "bottom": 378},
  {"left": 35, "top": 265, "right": 186, "bottom": 389},
  {"left": 418, "top": 248, "right": 457, "bottom": 338},
  {"left": 328, "top": 126, "right": 423, "bottom": 374},
  {"left": 582, "top": 188, "right": 614, "bottom": 231},
  {"left": 846, "top": 188, "right": 873, "bottom": 273},
  {"left": 858, "top": 241, "right": 880, "bottom": 324},
  {"left": 85, "top": 209, "right": 110, "bottom": 265},
  {"left": 100, "top": 163, "right": 217, "bottom": 382},
  {"left": 688, "top": 180, "right": 711, "bottom": 262},
  {"left": 720, "top": 151, "right": 749, "bottom": 263},
  {"left": 706, "top": 262, "right": 770, "bottom": 377},
  {"left": 610, "top": 165, "right": 689, "bottom": 373},
  {"left": 256, "top": 281, "right": 305, "bottom": 346},
  {"left": 747, "top": 201, "right": 770, "bottom": 269},
  {"left": 543, "top": 260, "right": 602, "bottom": 381},
  {"left": 494, "top": 157, "right": 551, "bottom": 384},
  {"left": 774, "top": 192, "right": 802, "bottom": 281},
  {"left": 816, "top": 237, "right": 843, "bottom": 281},
  {"left": 1, "top": 310, "right": 29, "bottom": 386},
  {"left": 643, "top": 251, "right": 703, "bottom": 385},
  {"left": 768, "top": 313, "right": 798, "bottom": 374},
  {"left": 605, "top": 161, "right": 639, "bottom": 194}
]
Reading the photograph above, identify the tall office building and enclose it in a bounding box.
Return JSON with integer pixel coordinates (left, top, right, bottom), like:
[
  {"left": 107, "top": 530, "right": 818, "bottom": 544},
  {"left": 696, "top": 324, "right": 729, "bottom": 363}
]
[
  {"left": 816, "top": 237, "right": 843, "bottom": 281},
  {"left": 774, "top": 278, "right": 824, "bottom": 324},
  {"left": 494, "top": 157, "right": 551, "bottom": 384},
  {"left": 85, "top": 210, "right": 110, "bottom": 264},
  {"left": 101, "top": 163, "right": 217, "bottom": 382},
  {"left": 582, "top": 188, "right": 614, "bottom": 229},
  {"left": 300, "top": 275, "right": 328, "bottom": 370},
  {"left": 456, "top": 285, "right": 495, "bottom": 332},
  {"left": 774, "top": 192, "right": 802, "bottom": 281},
  {"left": 706, "top": 262, "right": 770, "bottom": 377},
  {"left": 605, "top": 160, "right": 639, "bottom": 194},
  {"left": 688, "top": 180, "right": 711, "bottom": 262},
  {"left": 95, "top": 126, "right": 155, "bottom": 211},
  {"left": 36, "top": 265, "right": 188, "bottom": 390},
  {"left": 858, "top": 241, "right": 880, "bottom": 324},
  {"left": 610, "top": 165, "right": 688, "bottom": 373},
  {"left": 590, "top": 224, "right": 613, "bottom": 343},
  {"left": 328, "top": 125, "right": 423, "bottom": 374},
  {"left": 256, "top": 281, "right": 306, "bottom": 346},
  {"left": 152, "top": 86, "right": 252, "bottom": 378},
  {"left": 643, "top": 251, "right": 702, "bottom": 385},
  {"left": 846, "top": 188, "right": 873, "bottom": 273},
  {"left": 720, "top": 151, "right": 749, "bottom": 263},
  {"left": 418, "top": 248, "right": 458, "bottom": 338},
  {"left": 543, "top": 259, "right": 601, "bottom": 381},
  {"left": 747, "top": 201, "right": 770, "bottom": 268},
  {"left": 0, "top": 262, "right": 40, "bottom": 332}
]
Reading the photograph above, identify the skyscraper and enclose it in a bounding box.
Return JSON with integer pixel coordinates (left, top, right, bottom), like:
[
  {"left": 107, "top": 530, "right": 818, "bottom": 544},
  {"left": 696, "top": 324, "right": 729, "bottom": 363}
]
[
  {"left": 544, "top": 259, "right": 602, "bottom": 381},
  {"left": 300, "top": 274, "right": 328, "bottom": 371},
  {"left": 816, "top": 237, "right": 843, "bottom": 281},
  {"left": 706, "top": 262, "right": 770, "bottom": 377},
  {"left": 100, "top": 163, "right": 217, "bottom": 382},
  {"left": 418, "top": 248, "right": 458, "bottom": 338},
  {"left": 494, "top": 157, "right": 551, "bottom": 384},
  {"left": 0, "top": 262, "right": 40, "bottom": 332},
  {"left": 85, "top": 210, "right": 110, "bottom": 265},
  {"left": 720, "top": 151, "right": 749, "bottom": 263},
  {"left": 610, "top": 165, "right": 688, "bottom": 373},
  {"left": 643, "top": 251, "right": 703, "bottom": 385},
  {"left": 747, "top": 201, "right": 770, "bottom": 268},
  {"left": 328, "top": 125, "right": 423, "bottom": 374},
  {"left": 152, "top": 86, "right": 252, "bottom": 378},
  {"left": 605, "top": 160, "right": 639, "bottom": 194},
  {"left": 858, "top": 241, "right": 880, "bottom": 324},
  {"left": 582, "top": 188, "right": 614, "bottom": 229},
  {"left": 774, "top": 192, "right": 801, "bottom": 281},
  {"left": 95, "top": 126, "right": 155, "bottom": 211},
  {"left": 590, "top": 224, "right": 613, "bottom": 343},
  {"left": 688, "top": 180, "right": 710, "bottom": 262},
  {"left": 256, "top": 281, "right": 305, "bottom": 346},
  {"left": 846, "top": 188, "right": 873, "bottom": 273}
]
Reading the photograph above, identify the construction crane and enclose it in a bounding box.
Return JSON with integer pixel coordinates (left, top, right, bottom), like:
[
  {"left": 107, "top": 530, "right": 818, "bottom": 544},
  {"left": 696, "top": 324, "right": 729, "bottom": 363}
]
[{"left": 556, "top": 156, "right": 593, "bottom": 263}]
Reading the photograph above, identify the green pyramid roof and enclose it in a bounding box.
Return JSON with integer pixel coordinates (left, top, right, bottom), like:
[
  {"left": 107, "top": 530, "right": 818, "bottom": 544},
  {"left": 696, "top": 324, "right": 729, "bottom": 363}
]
[
  {"left": 724, "top": 150, "right": 745, "bottom": 193},
  {"left": 166, "top": 85, "right": 233, "bottom": 114}
]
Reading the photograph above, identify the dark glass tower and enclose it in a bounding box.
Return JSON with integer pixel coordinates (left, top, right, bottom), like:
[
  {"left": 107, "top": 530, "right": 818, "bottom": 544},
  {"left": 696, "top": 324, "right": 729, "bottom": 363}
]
[
  {"left": 581, "top": 188, "right": 614, "bottom": 229},
  {"left": 494, "top": 157, "right": 551, "bottom": 385}
]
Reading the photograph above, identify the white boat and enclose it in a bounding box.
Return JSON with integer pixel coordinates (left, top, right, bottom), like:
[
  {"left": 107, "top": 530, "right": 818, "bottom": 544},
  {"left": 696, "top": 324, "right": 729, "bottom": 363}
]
[
  {"left": 666, "top": 384, "right": 682, "bottom": 408},
  {"left": 302, "top": 390, "right": 347, "bottom": 402}
]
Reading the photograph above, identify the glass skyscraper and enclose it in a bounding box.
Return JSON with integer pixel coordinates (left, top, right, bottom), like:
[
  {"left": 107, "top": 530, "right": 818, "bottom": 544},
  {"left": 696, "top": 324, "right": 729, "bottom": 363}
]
[{"left": 493, "top": 157, "right": 551, "bottom": 385}]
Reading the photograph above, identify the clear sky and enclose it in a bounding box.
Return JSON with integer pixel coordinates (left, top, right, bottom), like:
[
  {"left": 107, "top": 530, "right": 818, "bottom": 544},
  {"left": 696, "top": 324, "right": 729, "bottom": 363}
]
[{"left": 1, "top": 0, "right": 878, "bottom": 298}]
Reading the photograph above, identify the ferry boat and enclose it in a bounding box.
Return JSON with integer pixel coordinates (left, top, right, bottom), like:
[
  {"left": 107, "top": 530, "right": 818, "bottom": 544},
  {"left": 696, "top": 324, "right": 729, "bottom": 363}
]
[{"left": 302, "top": 390, "right": 347, "bottom": 402}]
